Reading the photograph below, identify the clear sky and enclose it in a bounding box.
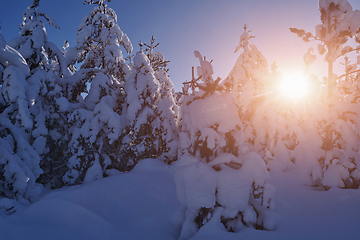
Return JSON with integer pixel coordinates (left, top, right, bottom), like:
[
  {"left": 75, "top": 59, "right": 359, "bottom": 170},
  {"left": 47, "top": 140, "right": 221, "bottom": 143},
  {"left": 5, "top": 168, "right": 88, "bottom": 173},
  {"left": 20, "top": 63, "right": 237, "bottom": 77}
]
[{"left": 1, "top": 0, "right": 360, "bottom": 91}]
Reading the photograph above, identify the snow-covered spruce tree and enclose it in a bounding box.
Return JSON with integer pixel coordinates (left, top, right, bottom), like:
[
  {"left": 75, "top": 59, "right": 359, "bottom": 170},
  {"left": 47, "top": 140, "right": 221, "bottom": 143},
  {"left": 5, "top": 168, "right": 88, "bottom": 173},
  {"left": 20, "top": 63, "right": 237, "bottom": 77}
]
[
  {"left": 63, "top": 0, "right": 133, "bottom": 184},
  {"left": 332, "top": 57, "right": 360, "bottom": 187},
  {"left": 115, "top": 47, "right": 162, "bottom": 171},
  {"left": 175, "top": 50, "right": 275, "bottom": 239},
  {"left": 291, "top": 0, "right": 360, "bottom": 188},
  {"left": 143, "top": 36, "right": 179, "bottom": 163},
  {"left": 7, "top": 0, "right": 71, "bottom": 189},
  {"left": 0, "top": 31, "right": 42, "bottom": 203},
  {"left": 221, "top": 26, "right": 269, "bottom": 161},
  {"left": 222, "top": 26, "right": 298, "bottom": 171}
]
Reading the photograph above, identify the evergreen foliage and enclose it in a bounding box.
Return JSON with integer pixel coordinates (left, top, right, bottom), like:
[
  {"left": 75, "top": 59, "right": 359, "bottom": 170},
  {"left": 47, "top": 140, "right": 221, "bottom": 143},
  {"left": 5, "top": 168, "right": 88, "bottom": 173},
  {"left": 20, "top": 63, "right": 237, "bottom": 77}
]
[
  {"left": 2, "top": 4, "right": 360, "bottom": 237},
  {"left": 175, "top": 50, "right": 274, "bottom": 239},
  {"left": 0, "top": 30, "right": 42, "bottom": 202},
  {"left": 8, "top": 0, "right": 70, "bottom": 189},
  {"left": 291, "top": 0, "right": 360, "bottom": 188},
  {"left": 63, "top": 0, "right": 132, "bottom": 184},
  {"left": 144, "top": 36, "right": 179, "bottom": 163},
  {"left": 116, "top": 50, "right": 161, "bottom": 171}
]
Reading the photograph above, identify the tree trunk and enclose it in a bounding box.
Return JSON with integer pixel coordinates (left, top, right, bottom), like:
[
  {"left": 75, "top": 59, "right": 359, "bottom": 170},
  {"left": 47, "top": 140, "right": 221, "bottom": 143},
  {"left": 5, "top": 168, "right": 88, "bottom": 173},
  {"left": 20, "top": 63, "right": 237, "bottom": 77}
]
[
  {"left": 326, "top": 61, "right": 333, "bottom": 151},
  {"left": 328, "top": 61, "right": 333, "bottom": 98}
]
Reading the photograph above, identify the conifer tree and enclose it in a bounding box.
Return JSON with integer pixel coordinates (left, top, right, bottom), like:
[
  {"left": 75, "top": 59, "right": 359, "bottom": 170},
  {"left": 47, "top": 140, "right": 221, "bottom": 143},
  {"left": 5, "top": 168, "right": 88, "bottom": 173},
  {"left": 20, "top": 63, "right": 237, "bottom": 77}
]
[
  {"left": 175, "top": 50, "right": 274, "bottom": 239},
  {"left": 290, "top": 0, "right": 360, "bottom": 188},
  {"left": 222, "top": 26, "right": 268, "bottom": 152},
  {"left": 63, "top": 0, "right": 133, "bottom": 184},
  {"left": 0, "top": 31, "right": 42, "bottom": 202},
  {"left": 6, "top": 0, "right": 70, "bottom": 189},
  {"left": 115, "top": 48, "right": 161, "bottom": 171},
  {"left": 144, "top": 36, "right": 179, "bottom": 163},
  {"left": 222, "top": 26, "right": 297, "bottom": 171}
]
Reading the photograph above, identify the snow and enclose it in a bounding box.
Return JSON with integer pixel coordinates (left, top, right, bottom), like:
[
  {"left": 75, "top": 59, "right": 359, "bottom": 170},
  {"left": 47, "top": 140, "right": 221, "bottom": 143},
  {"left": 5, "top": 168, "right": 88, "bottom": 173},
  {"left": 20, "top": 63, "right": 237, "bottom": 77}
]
[
  {"left": 0, "top": 45, "right": 30, "bottom": 76},
  {"left": 322, "top": 164, "right": 350, "bottom": 188},
  {"left": 56, "top": 97, "right": 70, "bottom": 112},
  {"left": 83, "top": 157, "right": 103, "bottom": 184},
  {"left": 0, "top": 117, "right": 43, "bottom": 202},
  {"left": 1, "top": 159, "right": 360, "bottom": 240},
  {"left": 316, "top": 0, "right": 360, "bottom": 62},
  {"left": 2, "top": 65, "right": 32, "bottom": 129},
  {"left": 76, "top": 25, "right": 94, "bottom": 48},
  {"left": 194, "top": 50, "right": 213, "bottom": 81},
  {"left": 1, "top": 0, "right": 360, "bottom": 239},
  {"left": 174, "top": 159, "right": 217, "bottom": 211},
  {"left": 184, "top": 92, "right": 239, "bottom": 134},
  {"left": 216, "top": 166, "right": 252, "bottom": 217},
  {"left": 303, "top": 47, "right": 317, "bottom": 67},
  {"left": 319, "top": 0, "right": 353, "bottom": 17}
]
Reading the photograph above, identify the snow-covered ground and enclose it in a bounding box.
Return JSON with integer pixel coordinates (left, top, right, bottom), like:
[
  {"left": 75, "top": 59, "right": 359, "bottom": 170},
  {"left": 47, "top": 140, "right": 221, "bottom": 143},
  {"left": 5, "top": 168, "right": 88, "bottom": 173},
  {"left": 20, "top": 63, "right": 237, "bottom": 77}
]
[{"left": 1, "top": 159, "right": 359, "bottom": 240}]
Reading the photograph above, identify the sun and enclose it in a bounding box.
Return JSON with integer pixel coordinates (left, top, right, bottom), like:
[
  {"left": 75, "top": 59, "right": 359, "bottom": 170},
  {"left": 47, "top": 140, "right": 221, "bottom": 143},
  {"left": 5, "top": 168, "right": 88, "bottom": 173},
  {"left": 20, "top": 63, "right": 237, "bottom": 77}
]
[{"left": 278, "top": 71, "right": 310, "bottom": 100}]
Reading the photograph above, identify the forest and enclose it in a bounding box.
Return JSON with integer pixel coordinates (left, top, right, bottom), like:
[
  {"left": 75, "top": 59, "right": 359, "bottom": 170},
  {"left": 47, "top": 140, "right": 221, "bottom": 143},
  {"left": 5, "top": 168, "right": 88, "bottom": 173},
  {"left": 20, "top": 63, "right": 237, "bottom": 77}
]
[{"left": 1, "top": 0, "right": 360, "bottom": 239}]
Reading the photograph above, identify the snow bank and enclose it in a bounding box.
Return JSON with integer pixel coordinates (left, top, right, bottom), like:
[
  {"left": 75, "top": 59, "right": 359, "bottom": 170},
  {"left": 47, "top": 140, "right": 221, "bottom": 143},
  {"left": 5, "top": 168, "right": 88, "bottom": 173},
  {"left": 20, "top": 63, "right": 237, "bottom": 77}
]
[
  {"left": 1, "top": 162, "right": 359, "bottom": 240},
  {"left": 1, "top": 159, "right": 185, "bottom": 240}
]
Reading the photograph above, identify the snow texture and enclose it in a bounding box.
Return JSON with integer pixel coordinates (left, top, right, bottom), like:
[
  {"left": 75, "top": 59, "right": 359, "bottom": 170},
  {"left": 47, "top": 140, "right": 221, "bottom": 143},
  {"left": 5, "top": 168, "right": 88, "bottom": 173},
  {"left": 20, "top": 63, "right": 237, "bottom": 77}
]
[
  {"left": 175, "top": 50, "right": 275, "bottom": 239},
  {"left": 0, "top": 160, "right": 359, "bottom": 240}
]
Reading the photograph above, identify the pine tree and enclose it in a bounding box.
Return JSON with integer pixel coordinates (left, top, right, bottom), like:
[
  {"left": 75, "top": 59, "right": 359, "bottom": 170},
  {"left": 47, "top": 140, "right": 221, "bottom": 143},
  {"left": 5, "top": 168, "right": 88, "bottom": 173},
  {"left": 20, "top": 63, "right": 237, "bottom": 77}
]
[{"left": 63, "top": 0, "right": 133, "bottom": 184}]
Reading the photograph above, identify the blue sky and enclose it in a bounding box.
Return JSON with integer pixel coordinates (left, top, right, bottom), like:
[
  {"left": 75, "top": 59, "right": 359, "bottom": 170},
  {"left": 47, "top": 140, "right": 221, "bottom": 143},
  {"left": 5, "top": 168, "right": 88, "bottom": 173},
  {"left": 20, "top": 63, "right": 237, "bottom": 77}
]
[{"left": 1, "top": 0, "right": 360, "bottom": 90}]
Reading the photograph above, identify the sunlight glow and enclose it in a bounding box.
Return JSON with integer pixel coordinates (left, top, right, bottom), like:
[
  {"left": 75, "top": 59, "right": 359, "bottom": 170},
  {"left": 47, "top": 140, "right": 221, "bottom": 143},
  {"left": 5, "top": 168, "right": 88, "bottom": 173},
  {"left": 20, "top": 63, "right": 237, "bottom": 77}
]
[{"left": 278, "top": 72, "right": 310, "bottom": 100}]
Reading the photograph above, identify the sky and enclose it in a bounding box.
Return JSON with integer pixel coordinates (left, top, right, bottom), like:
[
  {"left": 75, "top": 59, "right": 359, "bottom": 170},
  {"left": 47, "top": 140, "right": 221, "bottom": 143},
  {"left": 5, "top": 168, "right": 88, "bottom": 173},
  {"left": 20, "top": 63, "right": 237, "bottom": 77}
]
[{"left": 1, "top": 0, "right": 360, "bottom": 91}]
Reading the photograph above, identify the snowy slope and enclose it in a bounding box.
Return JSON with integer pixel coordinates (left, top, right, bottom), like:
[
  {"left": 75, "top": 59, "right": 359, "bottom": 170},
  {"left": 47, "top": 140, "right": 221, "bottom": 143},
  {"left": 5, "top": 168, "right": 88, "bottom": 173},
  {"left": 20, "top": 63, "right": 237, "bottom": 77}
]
[
  {"left": 191, "top": 170, "right": 360, "bottom": 240},
  {"left": 1, "top": 159, "right": 360, "bottom": 240},
  {"left": 0, "top": 159, "right": 184, "bottom": 240}
]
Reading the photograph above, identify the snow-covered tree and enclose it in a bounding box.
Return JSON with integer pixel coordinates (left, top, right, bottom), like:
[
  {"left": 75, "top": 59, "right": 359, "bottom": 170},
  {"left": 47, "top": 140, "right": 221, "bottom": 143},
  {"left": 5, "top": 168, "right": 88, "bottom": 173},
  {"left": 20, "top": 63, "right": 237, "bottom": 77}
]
[
  {"left": 144, "top": 36, "right": 179, "bottom": 163},
  {"left": 143, "top": 36, "right": 170, "bottom": 73},
  {"left": 7, "top": 0, "right": 66, "bottom": 72},
  {"left": 222, "top": 26, "right": 298, "bottom": 171},
  {"left": 63, "top": 0, "right": 132, "bottom": 184},
  {"left": 0, "top": 31, "right": 42, "bottom": 202},
  {"left": 175, "top": 50, "right": 275, "bottom": 239},
  {"left": 115, "top": 49, "right": 161, "bottom": 171},
  {"left": 291, "top": 0, "right": 360, "bottom": 188},
  {"left": 155, "top": 69, "right": 179, "bottom": 163},
  {"left": 291, "top": 0, "right": 360, "bottom": 97},
  {"left": 6, "top": 0, "right": 71, "bottom": 189},
  {"left": 222, "top": 26, "right": 268, "bottom": 152},
  {"left": 113, "top": 36, "right": 178, "bottom": 170}
]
